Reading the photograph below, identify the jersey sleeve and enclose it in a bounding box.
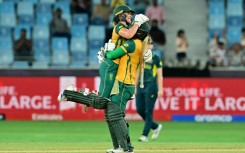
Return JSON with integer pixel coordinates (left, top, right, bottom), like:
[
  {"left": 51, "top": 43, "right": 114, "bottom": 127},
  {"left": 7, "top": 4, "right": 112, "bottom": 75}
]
[
  {"left": 154, "top": 54, "right": 162, "bottom": 68},
  {"left": 106, "top": 39, "right": 136, "bottom": 59},
  {"left": 115, "top": 23, "right": 126, "bottom": 34}
]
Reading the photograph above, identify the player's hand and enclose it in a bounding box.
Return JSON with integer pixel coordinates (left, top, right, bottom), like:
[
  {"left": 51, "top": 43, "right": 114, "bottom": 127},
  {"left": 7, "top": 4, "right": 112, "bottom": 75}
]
[
  {"left": 104, "top": 39, "right": 115, "bottom": 52},
  {"left": 144, "top": 49, "right": 152, "bottom": 62},
  {"left": 134, "top": 14, "right": 149, "bottom": 26},
  {"left": 158, "top": 89, "right": 163, "bottom": 97},
  {"left": 97, "top": 50, "right": 104, "bottom": 63}
]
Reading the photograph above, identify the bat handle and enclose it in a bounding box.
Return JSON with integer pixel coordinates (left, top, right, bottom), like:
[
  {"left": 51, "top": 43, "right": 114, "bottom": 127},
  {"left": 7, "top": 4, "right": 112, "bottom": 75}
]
[{"left": 140, "top": 84, "right": 144, "bottom": 88}]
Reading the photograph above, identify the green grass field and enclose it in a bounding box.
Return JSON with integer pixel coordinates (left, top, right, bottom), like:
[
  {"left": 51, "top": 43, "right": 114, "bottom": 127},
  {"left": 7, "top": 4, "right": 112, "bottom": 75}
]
[{"left": 0, "top": 121, "right": 244, "bottom": 153}]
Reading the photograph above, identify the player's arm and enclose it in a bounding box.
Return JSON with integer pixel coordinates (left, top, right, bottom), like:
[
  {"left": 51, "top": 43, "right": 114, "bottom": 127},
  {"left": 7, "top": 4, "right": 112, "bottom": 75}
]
[
  {"left": 156, "top": 58, "right": 163, "bottom": 97},
  {"left": 118, "top": 14, "right": 149, "bottom": 39},
  {"left": 157, "top": 67, "right": 163, "bottom": 97},
  {"left": 106, "top": 40, "right": 135, "bottom": 59},
  {"left": 118, "top": 24, "right": 139, "bottom": 39}
]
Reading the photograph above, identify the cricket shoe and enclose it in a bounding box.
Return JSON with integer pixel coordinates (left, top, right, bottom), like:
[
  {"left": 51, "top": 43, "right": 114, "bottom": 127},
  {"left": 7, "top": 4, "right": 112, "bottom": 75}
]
[
  {"left": 151, "top": 124, "right": 162, "bottom": 139},
  {"left": 138, "top": 135, "right": 148, "bottom": 142},
  {"left": 57, "top": 85, "right": 77, "bottom": 102},
  {"left": 110, "top": 148, "right": 134, "bottom": 153},
  {"left": 106, "top": 148, "right": 114, "bottom": 153}
]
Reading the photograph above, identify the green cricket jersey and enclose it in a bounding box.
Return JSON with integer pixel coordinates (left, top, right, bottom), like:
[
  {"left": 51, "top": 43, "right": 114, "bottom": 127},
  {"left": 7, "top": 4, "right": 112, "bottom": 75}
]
[
  {"left": 106, "top": 38, "right": 142, "bottom": 85},
  {"left": 141, "top": 54, "right": 162, "bottom": 82}
]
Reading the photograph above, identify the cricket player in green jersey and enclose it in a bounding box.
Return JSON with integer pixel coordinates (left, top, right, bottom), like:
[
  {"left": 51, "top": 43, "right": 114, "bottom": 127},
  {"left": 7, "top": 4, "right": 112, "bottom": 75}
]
[
  {"left": 98, "top": 5, "right": 149, "bottom": 98},
  {"left": 136, "top": 40, "right": 163, "bottom": 142},
  {"left": 97, "top": 5, "right": 149, "bottom": 152},
  {"left": 58, "top": 22, "right": 151, "bottom": 153}
]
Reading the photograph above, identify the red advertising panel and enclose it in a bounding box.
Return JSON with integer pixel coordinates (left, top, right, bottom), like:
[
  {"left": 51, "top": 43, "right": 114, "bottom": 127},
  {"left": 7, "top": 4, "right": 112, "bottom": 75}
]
[{"left": 0, "top": 77, "right": 244, "bottom": 121}]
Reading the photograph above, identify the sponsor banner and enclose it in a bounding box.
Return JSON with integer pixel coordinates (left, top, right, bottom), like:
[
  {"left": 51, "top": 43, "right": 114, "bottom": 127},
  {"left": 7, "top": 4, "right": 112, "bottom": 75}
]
[
  {"left": 0, "top": 77, "right": 245, "bottom": 121},
  {"left": 172, "top": 115, "right": 245, "bottom": 122}
]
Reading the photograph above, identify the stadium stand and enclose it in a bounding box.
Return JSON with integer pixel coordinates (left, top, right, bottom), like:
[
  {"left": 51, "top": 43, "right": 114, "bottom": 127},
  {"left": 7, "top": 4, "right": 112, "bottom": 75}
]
[{"left": 0, "top": 0, "right": 244, "bottom": 69}]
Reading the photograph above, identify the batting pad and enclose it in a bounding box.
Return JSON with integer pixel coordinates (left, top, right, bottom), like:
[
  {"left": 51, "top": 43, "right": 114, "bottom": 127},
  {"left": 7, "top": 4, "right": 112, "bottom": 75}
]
[
  {"left": 63, "top": 90, "right": 109, "bottom": 109},
  {"left": 107, "top": 102, "right": 129, "bottom": 151},
  {"left": 105, "top": 108, "right": 119, "bottom": 149}
]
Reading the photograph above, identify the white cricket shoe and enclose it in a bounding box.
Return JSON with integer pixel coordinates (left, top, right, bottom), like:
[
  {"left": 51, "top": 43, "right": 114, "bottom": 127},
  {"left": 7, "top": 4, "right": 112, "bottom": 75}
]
[
  {"left": 106, "top": 148, "right": 114, "bottom": 153},
  {"left": 111, "top": 148, "right": 124, "bottom": 153},
  {"left": 57, "top": 85, "right": 76, "bottom": 102},
  {"left": 138, "top": 135, "right": 148, "bottom": 142},
  {"left": 151, "top": 124, "right": 162, "bottom": 139},
  {"left": 109, "top": 148, "right": 134, "bottom": 153}
]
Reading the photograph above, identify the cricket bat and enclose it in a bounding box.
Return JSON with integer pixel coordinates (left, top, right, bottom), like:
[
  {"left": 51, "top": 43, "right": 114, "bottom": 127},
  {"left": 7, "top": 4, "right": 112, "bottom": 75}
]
[{"left": 140, "top": 36, "right": 149, "bottom": 88}]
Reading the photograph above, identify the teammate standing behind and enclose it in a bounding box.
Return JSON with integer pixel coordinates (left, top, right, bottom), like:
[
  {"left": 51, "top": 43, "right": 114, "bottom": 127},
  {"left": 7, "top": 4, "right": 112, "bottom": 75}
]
[{"left": 136, "top": 39, "right": 163, "bottom": 142}]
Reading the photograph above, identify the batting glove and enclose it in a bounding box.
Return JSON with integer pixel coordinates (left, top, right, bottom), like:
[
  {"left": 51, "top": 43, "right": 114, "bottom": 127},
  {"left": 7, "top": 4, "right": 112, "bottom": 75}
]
[
  {"left": 97, "top": 50, "right": 105, "bottom": 63},
  {"left": 104, "top": 39, "right": 115, "bottom": 52},
  {"left": 144, "top": 49, "right": 152, "bottom": 62},
  {"left": 134, "top": 14, "right": 149, "bottom": 27}
]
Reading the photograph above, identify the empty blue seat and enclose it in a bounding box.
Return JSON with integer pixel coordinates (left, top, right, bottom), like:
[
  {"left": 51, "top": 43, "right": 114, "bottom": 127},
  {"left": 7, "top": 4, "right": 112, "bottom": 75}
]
[
  {"left": 71, "top": 25, "right": 87, "bottom": 38},
  {"left": 17, "top": 2, "right": 34, "bottom": 15},
  {"left": 227, "top": 4, "right": 243, "bottom": 16},
  {"left": 51, "top": 51, "right": 70, "bottom": 66},
  {"left": 88, "top": 25, "right": 105, "bottom": 40},
  {"left": 209, "top": 3, "right": 225, "bottom": 15},
  {"left": 0, "top": 14, "right": 16, "bottom": 27},
  {"left": 209, "top": 0, "right": 224, "bottom": 3},
  {"left": 2, "top": 0, "right": 18, "bottom": 3},
  {"left": 70, "top": 51, "right": 87, "bottom": 68},
  {"left": 36, "top": 13, "right": 52, "bottom": 25},
  {"left": 0, "top": 26, "right": 11, "bottom": 37},
  {"left": 72, "top": 14, "right": 89, "bottom": 27},
  {"left": 34, "top": 49, "right": 50, "bottom": 63},
  {"left": 40, "top": 0, "right": 56, "bottom": 4},
  {"left": 18, "top": 15, "right": 35, "bottom": 26},
  {"left": 227, "top": 16, "right": 243, "bottom": 28},
  {"left": 88, "top": 49, "right": 100, "bottom": 68},
  {"left": 69, "top": 61, "right": 87, "bottom": 69},
  {"left": 11, "top": 61, "right": 30, "bottom": 69},
  {"left": 32, "top": 61, "right": 49, "bottom": 69},
  {"left": 14, "top": 25, "right": 31, "bottom": 40},
  {"left": 36, "top": 3, "right": 52, "bottom": 13},
  {"left": 34, "top": 50, "right": 51, "bottom": 63},
  {"left": 208, "top": 15, "right": 225, "bottom": 29},
  {"left": 0, "top": 49, "right": 14, "bottom": 66},
  {"left": 228, "top": 0, "right": 242, "bottom": 4},
  {"left": 227, "top": 27, "right": 242, "bottom": 46},
  {"left": 33, "top": 39, "right": 50, "bottom": 53},
  {"left": 90, "top": 17, "right": 105, "bottom": 25},
  {"left": 0, "top": 2, "right": 15, "bottom": 14},
  {"left": 71, "top": 51, "right": 87, "bottom": 61},
  {"left": 33, "top": 25, "right": 50, "bottom": 39},
  {"left": 52, "top": 37, "right": 69, "bottom": 52},
  {"left": 70, "top": 37, "right": 87, "bottom": 53},
  {"left": 0, "top": 37, "right": 12, "bottom": 52},
  {"left": 89, "top": 39, "right": 104, "bottom": 50},
  {"left": 22, "top": 0, "right": 38, "bottom": 4}
]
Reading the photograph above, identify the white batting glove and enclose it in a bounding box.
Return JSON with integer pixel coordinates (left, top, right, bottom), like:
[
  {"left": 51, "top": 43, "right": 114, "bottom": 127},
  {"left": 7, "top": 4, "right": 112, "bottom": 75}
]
[
  {"left": 134, "top": 14, "right": 149, "bottom": 26},
  {"left": 139, "top": 14, "right": 149, "bottom": 22},
  {"left": 97, "top": 50, "right": 104, "bottom": 63},
  {"left": 144, "top": 49, "right": 152, "bottom": 62},
  {"left": 104, "top": 39, "right": 115, "bottom": 52}
]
